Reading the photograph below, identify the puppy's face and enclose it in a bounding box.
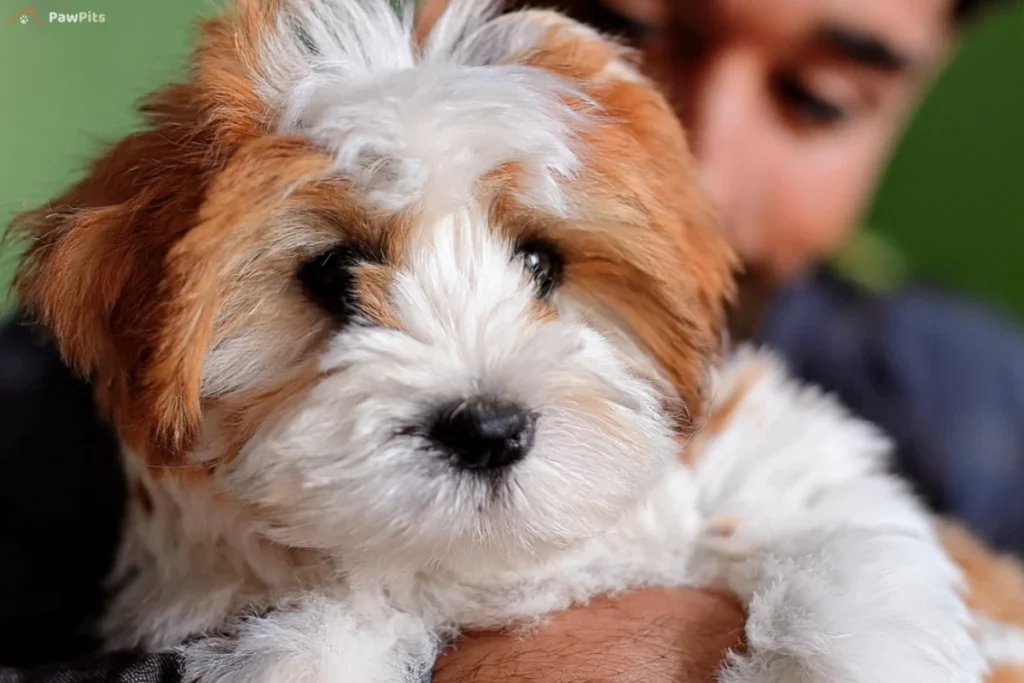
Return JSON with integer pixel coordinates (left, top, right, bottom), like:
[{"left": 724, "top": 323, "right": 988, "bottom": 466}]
[{"left": 13, "top": 0, "right": 734, "bottom": 567}]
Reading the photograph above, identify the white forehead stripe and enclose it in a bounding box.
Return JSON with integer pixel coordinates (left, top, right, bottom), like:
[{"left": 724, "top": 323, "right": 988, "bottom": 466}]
[{"left": 254, "top": 0, "right": 596, "bottom": 213}]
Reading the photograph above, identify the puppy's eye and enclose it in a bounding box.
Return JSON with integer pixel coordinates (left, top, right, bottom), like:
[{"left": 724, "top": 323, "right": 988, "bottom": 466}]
[
  {"left": 298, "top": 245, "right": 380, "bottom": 321},
  {"left": 518, "top": 242, "right": 563, "bottom": 299}
]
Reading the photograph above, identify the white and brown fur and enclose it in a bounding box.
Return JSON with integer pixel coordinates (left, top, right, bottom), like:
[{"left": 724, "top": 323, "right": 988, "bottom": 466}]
[{"left": 8, "top": 0, "right": 1022, "bottom": 681}]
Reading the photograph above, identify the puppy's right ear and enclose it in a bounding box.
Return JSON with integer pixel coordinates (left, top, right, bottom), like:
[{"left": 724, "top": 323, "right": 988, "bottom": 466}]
[
  {"left": 11, "top": 105, "right": 203, "bottom": 381},
  {"left": 13, "top": 161, "right": 151, "bottom": 380},
  {"left": 10, "top": 0, "right": 302, "bottom": 368},
  {"left": 9, "top": 0, "right": 338, "bottom": 464},
  {"left": 5, "top": 71, "right": 233, "bottom": 468}
]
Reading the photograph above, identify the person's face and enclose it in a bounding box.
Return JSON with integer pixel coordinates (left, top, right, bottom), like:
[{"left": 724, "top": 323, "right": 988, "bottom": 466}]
[{"left": 576, "top": 0, "right": 955, "bottom": 281}]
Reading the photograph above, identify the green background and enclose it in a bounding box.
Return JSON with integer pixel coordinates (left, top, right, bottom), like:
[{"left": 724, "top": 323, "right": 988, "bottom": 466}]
[{"left": 1, "top": 1, "right": 1022, "bottom": 317}]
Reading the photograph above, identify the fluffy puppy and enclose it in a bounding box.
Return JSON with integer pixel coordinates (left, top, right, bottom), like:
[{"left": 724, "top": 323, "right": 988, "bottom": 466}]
[{"left": 9, "top": 0, "right": 991, "bottom": 681}]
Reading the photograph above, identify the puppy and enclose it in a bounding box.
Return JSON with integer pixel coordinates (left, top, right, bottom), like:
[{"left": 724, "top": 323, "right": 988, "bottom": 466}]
[{"left": 9, "top": 0, "right": 992, "bottom": 681}]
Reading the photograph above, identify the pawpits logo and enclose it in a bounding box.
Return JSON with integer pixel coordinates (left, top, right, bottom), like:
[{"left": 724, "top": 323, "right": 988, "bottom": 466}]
[
  {"left": 6, "top": 7, "right": 43, "bottom": 24},
  {"left": 6, "top": 6, "right": 107, "bottom": 25}
]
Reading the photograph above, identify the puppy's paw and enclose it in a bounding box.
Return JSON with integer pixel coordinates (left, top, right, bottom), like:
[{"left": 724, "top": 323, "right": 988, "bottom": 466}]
[
  {"left": 181, "top": 597, "right": 437, "bottom": 683},
  {"left": 181, "top": 635, "right": 313, "bottom": 683},
  {"left": 182, "top": 634, "right": 435, "bottom": 683},
  {"left": 711, "top": 527, "right": 984, "bottom": 683}
]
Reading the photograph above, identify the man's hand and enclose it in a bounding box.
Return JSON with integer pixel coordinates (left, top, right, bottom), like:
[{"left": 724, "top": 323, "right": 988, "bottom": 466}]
[{"left": 434, "top": 588, "right": 745, "bottom": 682}]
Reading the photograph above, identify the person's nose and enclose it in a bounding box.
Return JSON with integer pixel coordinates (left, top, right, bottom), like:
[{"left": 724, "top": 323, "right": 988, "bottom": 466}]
[{"left": 685, "top": 48, "right": 766, "bottom": 262}]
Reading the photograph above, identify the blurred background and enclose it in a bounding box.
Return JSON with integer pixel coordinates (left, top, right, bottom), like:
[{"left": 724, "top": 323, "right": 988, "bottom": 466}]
[{"left": 0, "top": 0, "right": 1021, "bottom": 317}]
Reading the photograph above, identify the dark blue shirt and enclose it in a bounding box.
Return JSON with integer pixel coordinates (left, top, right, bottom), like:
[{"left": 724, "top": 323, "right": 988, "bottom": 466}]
[{"left": 761, "top": 268, "right": 1024, "bottom": 552}]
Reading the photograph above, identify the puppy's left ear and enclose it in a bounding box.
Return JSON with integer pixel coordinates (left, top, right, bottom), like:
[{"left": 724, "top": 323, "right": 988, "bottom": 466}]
[
  {"left": 613, "top": 123, "right": 738, "bottom": 436},
  {"left": 509, "top": 11, "right": 738, "bottom": 432}
]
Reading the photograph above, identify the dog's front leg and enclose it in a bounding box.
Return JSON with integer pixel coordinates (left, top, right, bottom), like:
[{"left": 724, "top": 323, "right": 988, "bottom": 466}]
[
  {"left": 685, "top": 351, "right": 985, "bottom": 683},
  {"left": 700, "top": 523, "right": 983, "bottom": 683},
  {"left": 180, "top": 594, "right": 437, "bottom": 683}
]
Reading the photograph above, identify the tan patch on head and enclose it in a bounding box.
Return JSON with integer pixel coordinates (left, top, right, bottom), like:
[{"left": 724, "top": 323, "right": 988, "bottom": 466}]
[
  {"left": 287, "top": 182, "right": 406, "bottom": 252},
  {"left": 941, "top": 521, "right": 1024, "bottom": 628},
  {"left": 518, "top": 11, "right": 641, "bottom": 84}
]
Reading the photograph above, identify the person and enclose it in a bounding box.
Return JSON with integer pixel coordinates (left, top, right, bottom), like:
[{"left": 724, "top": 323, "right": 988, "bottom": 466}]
[{"left": 0, "top": 0, "right": 1020, "bottom": 681}]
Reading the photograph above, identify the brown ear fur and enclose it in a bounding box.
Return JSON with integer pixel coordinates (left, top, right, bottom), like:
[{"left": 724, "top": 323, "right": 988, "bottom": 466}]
[
  {"left": 8, "top": 2, "right": 323, "bottom": 465},
  {"left": 523, "top": 17, "right": 737, "bottom": 432},
  {"left": 11, "top": 89, "right": 223, "bottom": 464}
]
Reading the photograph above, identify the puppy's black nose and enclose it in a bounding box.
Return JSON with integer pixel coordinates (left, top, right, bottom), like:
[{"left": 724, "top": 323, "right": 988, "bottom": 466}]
[{"left": 429, "top": 397, "right": 537, "bottom": 471}]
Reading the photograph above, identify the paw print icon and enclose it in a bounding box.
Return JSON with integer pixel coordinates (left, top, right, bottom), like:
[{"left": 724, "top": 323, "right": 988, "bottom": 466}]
[{"left": 6, "top": 7, "right": 44, "bottom": 25}]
